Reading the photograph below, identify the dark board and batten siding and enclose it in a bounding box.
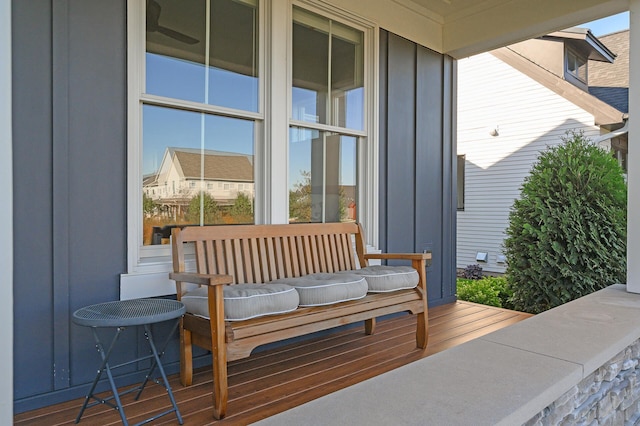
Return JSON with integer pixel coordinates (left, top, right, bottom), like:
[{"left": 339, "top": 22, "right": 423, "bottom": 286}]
[
  {"left": 11, "top": 4, "right": 458, "bottom": 412},
  {"left": 379, "top": 30, "right": 457, "bottom": 306},
  {"left": 12, "top": 0, "right": 129, "bottom": 412}
]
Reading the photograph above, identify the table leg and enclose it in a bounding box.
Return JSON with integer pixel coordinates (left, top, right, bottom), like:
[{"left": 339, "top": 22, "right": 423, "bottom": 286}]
[
  {"left": 135, "top": 318, "right": 180, "bottom": 399},
  {"left": 75, "top": 327, "right": 129, "bottom": 426},
  {"left": 139, "top": 323, "right": 184, "bottom": 425}
]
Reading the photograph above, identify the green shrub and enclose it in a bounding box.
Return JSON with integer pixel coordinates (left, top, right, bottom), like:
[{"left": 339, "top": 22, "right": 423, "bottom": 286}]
[
  {"left": 503, "top": 131, "right": 627, "bottom": 314},
  {"left": 457, "top": 276, "right": 512, "bottom": 308}
]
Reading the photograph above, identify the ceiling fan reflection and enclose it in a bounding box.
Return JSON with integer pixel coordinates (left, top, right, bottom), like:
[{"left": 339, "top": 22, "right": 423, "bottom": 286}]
[{"left": 146, "top": 0, "right": 200, "bottom": 45}]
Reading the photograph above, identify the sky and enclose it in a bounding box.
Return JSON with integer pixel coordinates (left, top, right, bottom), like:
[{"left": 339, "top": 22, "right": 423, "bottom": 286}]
[{"left": 581, "top": 11, "right": 629, "bottom": 36}]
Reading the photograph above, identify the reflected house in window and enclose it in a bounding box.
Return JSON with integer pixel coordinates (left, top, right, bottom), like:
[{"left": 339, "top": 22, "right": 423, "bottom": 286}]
[{"left": 144, "top": 147, "right": 254, "bottom": 219}]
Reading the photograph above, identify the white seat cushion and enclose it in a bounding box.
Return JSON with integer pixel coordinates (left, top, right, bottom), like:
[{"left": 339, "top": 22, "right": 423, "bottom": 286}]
[
  {"left": 181, "top": 283, "right": 300, "bottom": 321},
  {"left": 271, "top": 273, "right": 368, "bottom": 307},
  {"left": 342, "top": 265, "right": 419, "bottom": 293}
]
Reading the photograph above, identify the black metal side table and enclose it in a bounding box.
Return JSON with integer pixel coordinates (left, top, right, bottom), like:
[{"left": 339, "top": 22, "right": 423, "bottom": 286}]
[{"left": 72, "top": 298, "right": 186, "bottom": 425}]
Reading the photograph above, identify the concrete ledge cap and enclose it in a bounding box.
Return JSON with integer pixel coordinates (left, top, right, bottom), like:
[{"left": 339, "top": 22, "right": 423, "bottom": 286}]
[{"left": 253, "top": 284, "right": 640, "bottom": 425}]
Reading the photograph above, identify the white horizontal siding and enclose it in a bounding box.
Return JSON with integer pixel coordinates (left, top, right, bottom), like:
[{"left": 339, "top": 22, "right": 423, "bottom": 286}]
[{"left": 457, "top": 52, "right": 600, "bottom": 273}]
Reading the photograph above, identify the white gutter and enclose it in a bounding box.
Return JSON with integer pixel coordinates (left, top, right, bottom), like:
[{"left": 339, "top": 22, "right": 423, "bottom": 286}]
[{"left": 591, "top": 119, "right": 629, "bottom": 145}]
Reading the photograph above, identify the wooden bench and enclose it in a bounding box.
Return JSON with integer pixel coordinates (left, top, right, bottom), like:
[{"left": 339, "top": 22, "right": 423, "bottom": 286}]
[{"left": 170, "top": 222, "right": 430, "bottom": 419}]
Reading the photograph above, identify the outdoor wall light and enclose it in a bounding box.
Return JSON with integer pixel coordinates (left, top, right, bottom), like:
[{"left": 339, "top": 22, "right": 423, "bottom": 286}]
[
  {"left": 476, "top": 252, "right": 489, "bottom": 262},
  {"left": 489, "top": 125, "right": 499, "bottom": 137}
]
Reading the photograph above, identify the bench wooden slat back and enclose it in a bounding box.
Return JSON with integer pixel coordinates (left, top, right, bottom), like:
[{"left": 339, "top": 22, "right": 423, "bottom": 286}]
[{"left": 172, "top": 223, "right": 367, "bottom": 295}]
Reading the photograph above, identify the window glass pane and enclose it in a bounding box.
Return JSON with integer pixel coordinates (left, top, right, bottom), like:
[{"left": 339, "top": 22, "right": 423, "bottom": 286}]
[
  {"left": 142, "top": 104, "right": 255, "bottom": 245},
  {"left": 567, "top": 52, "right": 575, "bottom": 73},
  {"left": 292, "top": 10, "right": 328, "bottom": 125},
  {"left": 566, "top": 50, "right": 587, "bottom": 82},
  {"left": 577, "top": 57, "right": 587, "bottom": 81},
  {"left": 146, "top": 0, "right": 259, "bottom": 112},
  {"left": 289, "top": 127, "right": 357, "bottom": 223},
  {"left": 331, "top": 21, "right": 364, "bottom": 130},
  {"left": 292, "top": 7, "right": 364, "bottom": 130}
]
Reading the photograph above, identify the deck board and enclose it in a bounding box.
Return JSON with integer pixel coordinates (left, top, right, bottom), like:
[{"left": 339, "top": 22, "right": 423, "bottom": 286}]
[{"left": 14, "top": 301, "right": 532, "bottom": 426}]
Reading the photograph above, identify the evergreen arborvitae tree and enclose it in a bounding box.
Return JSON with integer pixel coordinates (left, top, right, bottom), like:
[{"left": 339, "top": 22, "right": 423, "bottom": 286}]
[{"left": 503, "top": 131, "right": 627, "bottom": 314}]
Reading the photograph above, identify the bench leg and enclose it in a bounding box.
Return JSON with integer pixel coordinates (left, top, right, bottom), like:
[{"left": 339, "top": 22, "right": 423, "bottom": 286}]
[
  {"left": 416, "top": 312, "right": 428, "bottom": 349},
  {"left": 209, "top": 285, "right": 228, "bottom": 420},
  {"left": 413, "top": 258, "right": 429, "bottom": 349},
  {"left": 180, "top": 323, "right": 193, "bottom": 387},
  {"left": 211, "top": 345, "right": 228, "bottom": 420},
  {"left": 364, "top": 318, "right": 376, "bottom": 335}
]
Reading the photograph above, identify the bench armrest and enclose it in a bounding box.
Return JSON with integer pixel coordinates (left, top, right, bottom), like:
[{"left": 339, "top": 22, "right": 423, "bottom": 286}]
[
  {"left": 169, "top": 272, "right": 234, "bottom": 286},
  {"left": 364, "top": 252, "right": 430, "bottom": 260},
  {"left": 364, "top": 252, "right": 432, "bottom": 265}
]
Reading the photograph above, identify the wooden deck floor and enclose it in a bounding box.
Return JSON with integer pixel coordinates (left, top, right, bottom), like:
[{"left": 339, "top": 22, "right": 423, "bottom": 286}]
[{"left": 15, "top": 301, "right": 532, "bottom": 426}]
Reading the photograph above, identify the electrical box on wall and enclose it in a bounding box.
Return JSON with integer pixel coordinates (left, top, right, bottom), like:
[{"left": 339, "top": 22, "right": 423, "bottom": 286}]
[
  {"left": 422, "top": 243, "right": 433, "bottom": 271},
  {"left": 475, "top": 252, "right": 488, "bottom": 262}
]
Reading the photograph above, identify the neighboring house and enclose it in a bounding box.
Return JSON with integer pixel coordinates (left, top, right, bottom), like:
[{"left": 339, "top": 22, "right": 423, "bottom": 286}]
[
  {"left": 590, "top": 29, "right": 630, "bottom": 164},
  {"left": 144, "top": 147, "right": 255, "bottom": 213},
  {"left": 457, "top": 28, "right": 628, "bottom": 274}
]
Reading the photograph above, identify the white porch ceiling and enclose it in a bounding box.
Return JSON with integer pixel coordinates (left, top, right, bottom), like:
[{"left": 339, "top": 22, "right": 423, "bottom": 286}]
[{"left": 388, "top": 0, "right": 629, "bottom": 58}]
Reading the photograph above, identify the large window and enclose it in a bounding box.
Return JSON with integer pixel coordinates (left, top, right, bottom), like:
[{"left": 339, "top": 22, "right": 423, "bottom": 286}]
[
  {"left": 126, "top": 0, "right": 375, "bottom": 282},
  {"left": 290, "top": 6, "right": 365, "bottom": 224},
  {"left": 140, "top": 0, "right": 259, "bottom": 249}
]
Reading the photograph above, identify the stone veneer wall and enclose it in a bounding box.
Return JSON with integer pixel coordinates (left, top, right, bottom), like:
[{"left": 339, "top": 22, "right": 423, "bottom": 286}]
[{"left": 526, "top": 338, "right": 640, "bottom": 425}]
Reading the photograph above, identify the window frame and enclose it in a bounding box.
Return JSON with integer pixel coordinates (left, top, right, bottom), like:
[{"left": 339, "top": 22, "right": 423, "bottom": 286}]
[
  {"left": 122, "top": 0, "right": 378, "bottom": 298},
  {"left": 289, "top": 1, "right": 378, "bottom": 238},
  {"left": 565, "top": 46, "right": 588, "bottom": 85},
  {"left": 126, "top": 0, "right": 266, "bottom": 275}
]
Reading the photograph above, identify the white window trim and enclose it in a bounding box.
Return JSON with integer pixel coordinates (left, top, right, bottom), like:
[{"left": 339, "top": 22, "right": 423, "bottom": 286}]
[
  {"left": 125, "top": 0, "right": 268, "bottom": 273},
  {"left": 125, "top": 0, "right": 146, "bottom": 273},
  {"left": 122, "top": 0, "right": 379, "bottom": 298},
  {"left": 290, "top": 0, "right": 379, "bottom": 246}
]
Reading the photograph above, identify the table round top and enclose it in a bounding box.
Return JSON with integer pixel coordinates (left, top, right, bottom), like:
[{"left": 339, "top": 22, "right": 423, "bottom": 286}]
[{"left": 72, "top": 298, "right": 186, "bottom": 328}]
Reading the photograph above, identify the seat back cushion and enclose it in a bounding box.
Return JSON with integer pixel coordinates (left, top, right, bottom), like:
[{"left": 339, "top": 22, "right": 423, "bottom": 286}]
[
  {"left": 270, "top": 273, "right": 368, "bottom": 307},
  {"left": 181, "top": 283, "right": 300, "bottom": 321},
  {"left": 342, "top": 265, "right": 419, "bottom": 292}
]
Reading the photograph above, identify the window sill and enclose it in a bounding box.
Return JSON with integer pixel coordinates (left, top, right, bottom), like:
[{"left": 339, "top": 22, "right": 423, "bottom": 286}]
[{"left": 120, "top": 271, "right": 176, "bottom": 300}]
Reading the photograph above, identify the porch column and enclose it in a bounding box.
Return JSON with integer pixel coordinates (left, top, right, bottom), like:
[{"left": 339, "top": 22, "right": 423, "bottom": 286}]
[
  {"left": 628, "top": 0, "right": 640, "bottom": 293},
  {"left": 0, "top": 0, "right": 14, "bottom": 421}
]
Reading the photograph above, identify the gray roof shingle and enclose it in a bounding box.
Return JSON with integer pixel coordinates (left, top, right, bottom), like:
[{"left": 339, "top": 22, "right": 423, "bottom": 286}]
[
  {"left": 589, "top": 29, "right": 629, "bottom": 113},
  {"left": 173, "top": 149, "right": 253, "bottom": 182}
]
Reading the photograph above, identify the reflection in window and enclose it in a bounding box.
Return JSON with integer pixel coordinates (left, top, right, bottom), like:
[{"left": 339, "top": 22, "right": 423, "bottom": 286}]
[
  {"left": 145, "top": 0, "right": 259, "bottom": 112},
  {"left": 142, "top": 0, "right": 259, "bottom": 246},
  {"left": 289, "top": 127, "right": 357, "bottom": 223},
  {"left": 142, "top": 105, "right": 255, "bottom": 245},
  {"left": 292, "top": 7, "right": 364, "bottom": 130}
]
